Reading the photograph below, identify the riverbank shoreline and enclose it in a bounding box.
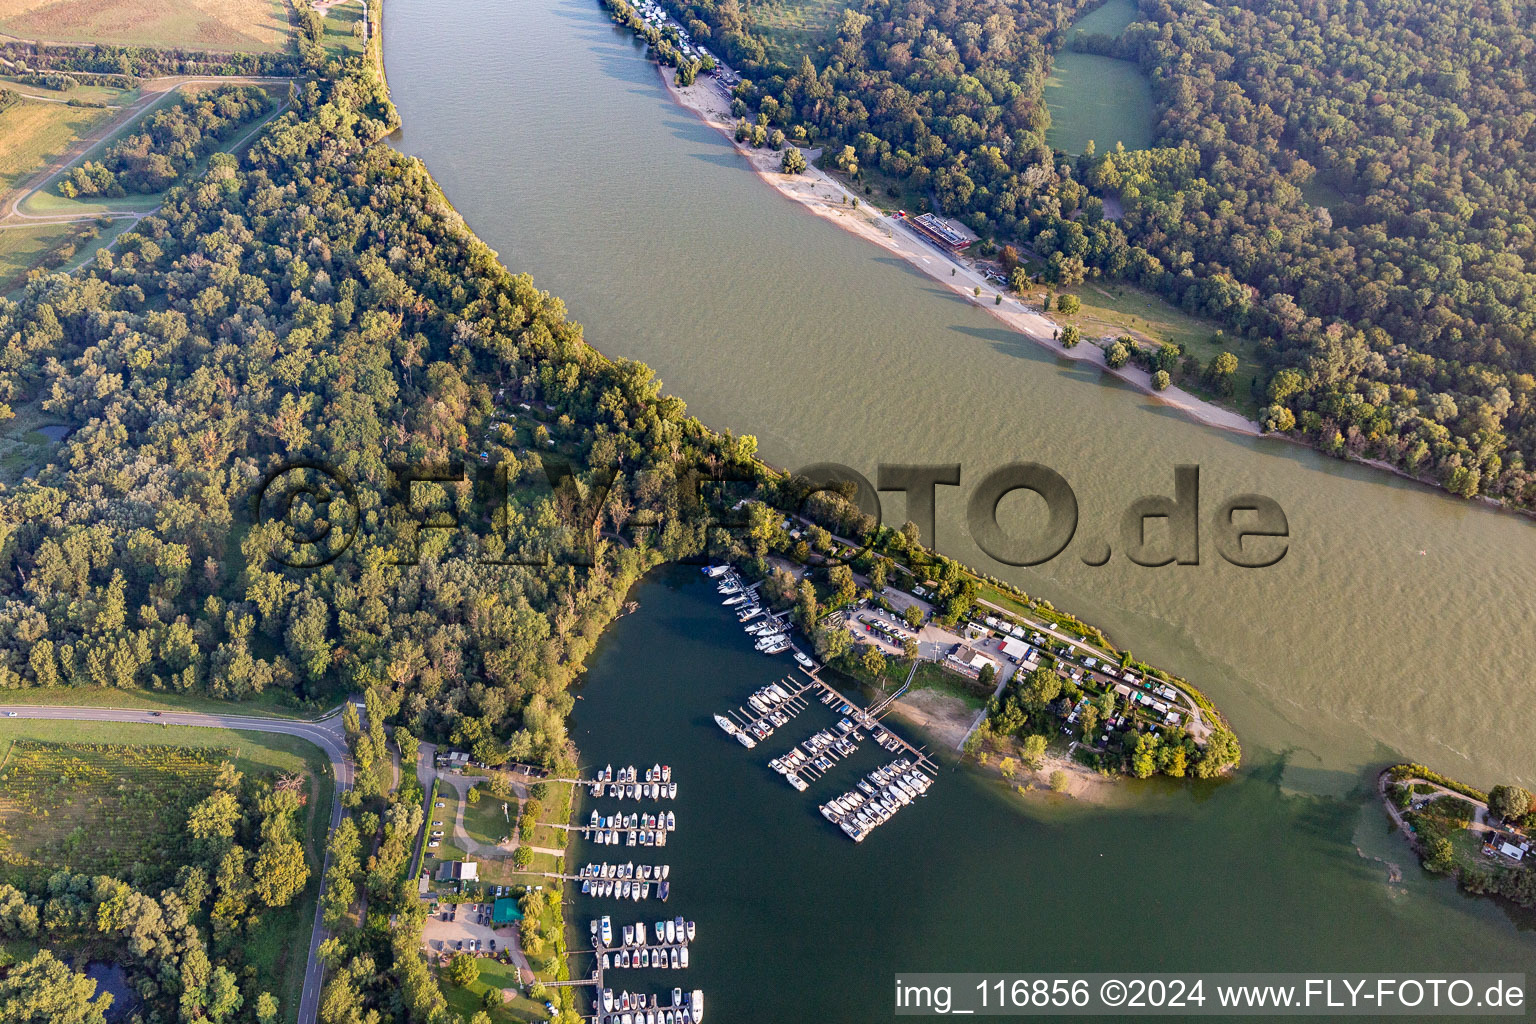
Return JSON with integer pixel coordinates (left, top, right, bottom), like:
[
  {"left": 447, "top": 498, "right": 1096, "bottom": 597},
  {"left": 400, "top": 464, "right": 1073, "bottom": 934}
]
[
  {"left": 655, "top": 65, "right": 1261, "bottom": 438},
  {"left": 653, "top": 65, "right": 1536, "bottom": 522}
]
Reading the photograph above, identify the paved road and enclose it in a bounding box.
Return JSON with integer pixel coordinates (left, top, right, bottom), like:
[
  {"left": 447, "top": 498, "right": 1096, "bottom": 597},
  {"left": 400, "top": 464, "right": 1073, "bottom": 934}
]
[{"left": 0, "top": 703, "right": 352, "bottom": 1024}]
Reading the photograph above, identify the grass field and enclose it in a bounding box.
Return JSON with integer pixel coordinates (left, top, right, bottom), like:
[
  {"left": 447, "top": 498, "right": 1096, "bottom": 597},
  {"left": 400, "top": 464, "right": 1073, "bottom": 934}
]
[
  {"left": 0, "top": 96, "right": 115, "bottom": 196},
  {"left": 0, "top": 216, "right": 134, "bottom": 296},
  {"left": 748, "top": 0, "right": 848, "bottom": 60},
  {"left": 0, "top": 0, "right": 292, "bottom": 52},
  {"left": 909, "top": 661, "right": 989, "bottom": 708},
  {"left": 1071, "top": 0, "right": 1139, "bottom": 37},
  {"left": 439, "top": 954, "right": 546, "bottom": 1023},
  {"left": 463, "top": 792, "right": 515, "bottom": 848},
  {"left": 321, "top": 0, "right": 364, "bottom": 56},
  {"left": 21, "top": 81, "right": 282, "bottom": 218},
  {"left": 0, "top": 74, "right": 135, "bottom": 105},
  {"left": 0, "top": 737, "right": 229, "bottom": 881},
  {"left": 1068, "top": 281, "right": 1265, "bottom": 417},
  {"left": 0, "top": 718, "right": 333, "bottom": 1024},
  {"left": 1044, "top": 51, "right": 1155, "bottom": 154},
  {"left": 426, "top": 787, "right": 467, "bottom": 864}
]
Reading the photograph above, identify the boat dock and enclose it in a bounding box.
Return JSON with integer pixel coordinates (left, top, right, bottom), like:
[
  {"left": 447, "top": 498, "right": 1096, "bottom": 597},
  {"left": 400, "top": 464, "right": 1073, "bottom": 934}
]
[
  {"left": 722, "top": 676, "right": 814, "bottom": 741},
  {"left": 795, "top": 665, "right": 941, "bottom": 775}
]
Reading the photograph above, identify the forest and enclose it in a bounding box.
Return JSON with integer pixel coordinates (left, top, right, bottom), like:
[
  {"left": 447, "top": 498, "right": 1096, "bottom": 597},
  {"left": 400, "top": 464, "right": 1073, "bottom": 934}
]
[
  {"left": 57, "top": 86, "right": 273, "bottom": 198},
  {"left": 658, "top": 0, "right": 1536, "bottom": 508}
]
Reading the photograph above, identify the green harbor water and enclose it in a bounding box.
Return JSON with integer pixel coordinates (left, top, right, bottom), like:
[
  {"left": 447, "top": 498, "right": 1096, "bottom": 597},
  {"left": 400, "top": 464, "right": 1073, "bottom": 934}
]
[{"left": 381, "top": 0, "right": 1536, "bottom": 1007}]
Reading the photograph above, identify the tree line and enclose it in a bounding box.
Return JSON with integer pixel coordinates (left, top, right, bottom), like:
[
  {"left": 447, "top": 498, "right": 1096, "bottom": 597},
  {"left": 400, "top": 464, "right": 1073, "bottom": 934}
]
[{"left": 58, "top": 86, "right": 271, "bottom": 198}]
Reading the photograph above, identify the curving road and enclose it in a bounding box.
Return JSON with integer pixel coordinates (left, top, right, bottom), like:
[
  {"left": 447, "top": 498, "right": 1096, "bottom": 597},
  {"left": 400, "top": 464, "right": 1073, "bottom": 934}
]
[{"left": 0, "top": 703, "right": 352, "bottom": 1024}]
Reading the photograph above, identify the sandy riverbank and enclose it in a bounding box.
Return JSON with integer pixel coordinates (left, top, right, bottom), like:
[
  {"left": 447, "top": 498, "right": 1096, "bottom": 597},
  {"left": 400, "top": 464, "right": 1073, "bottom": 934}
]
[
  {"left": 884, "top": 687, "right": 1121, "bottom": 804},
  {"left": 656, "top": 65, "right": 1262, "bottom": 440}
]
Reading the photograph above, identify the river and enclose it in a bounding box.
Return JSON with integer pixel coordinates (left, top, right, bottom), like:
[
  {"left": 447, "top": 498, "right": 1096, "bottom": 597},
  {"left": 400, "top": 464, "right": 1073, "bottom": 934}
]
[{"left": 380, "top": 0, "right": 1536, "bottom": 1001}]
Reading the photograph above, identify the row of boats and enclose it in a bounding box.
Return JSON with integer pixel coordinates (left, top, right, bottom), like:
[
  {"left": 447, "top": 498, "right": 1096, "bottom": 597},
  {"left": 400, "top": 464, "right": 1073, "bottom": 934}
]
[
  {"left": 596, "top": 988, "right": 703, "bottom": 1024},
  {"left": 580, "top": 862, "right": 673, "bottom": 902},
  {"left": 819, "top": 758, "right": 934, "bottom": 842},
  {"left": 603, "top": 945, "right": 689, "bottom": 970},
  {"left": 591, "top": 763, "right": 678, "bottom": 801},
  {"left": 746, "top": 681, "right": 795, "bottom": 716},
  {"left": 594, "top": 915, "right": 696, "bottom": 948},
  {"left": 767, "top": 749, "right": 811, "bottom": 792},
  {"left": 707, "top": 566, "right": 816, "bottom": 668},
  {"left": 712, "top": 714, "right": 756, "bottom": 749},
  {"left": 584, "top": 809, "right": 675, "bottom": 847}
]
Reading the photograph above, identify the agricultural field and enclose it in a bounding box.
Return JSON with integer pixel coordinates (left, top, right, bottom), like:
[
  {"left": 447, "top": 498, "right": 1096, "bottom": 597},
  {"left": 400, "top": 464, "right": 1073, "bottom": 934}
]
[
  {"left": 0, "top": 0, "right": 292, "bottom": 52},
  {"left": 0, "top": 95, "right": 115, "bottom": 196}
]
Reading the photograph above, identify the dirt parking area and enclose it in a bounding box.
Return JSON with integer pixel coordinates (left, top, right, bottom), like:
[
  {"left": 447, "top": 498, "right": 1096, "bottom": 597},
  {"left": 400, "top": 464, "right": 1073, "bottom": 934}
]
[{"left": 421, "top": 904, "right": 512, "bottom": 956}]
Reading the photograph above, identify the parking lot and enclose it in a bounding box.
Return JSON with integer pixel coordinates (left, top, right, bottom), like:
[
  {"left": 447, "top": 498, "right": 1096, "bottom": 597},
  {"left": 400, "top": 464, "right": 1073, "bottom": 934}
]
[{"left": 421, "top": 904, "right": 515, "bottom": 960}]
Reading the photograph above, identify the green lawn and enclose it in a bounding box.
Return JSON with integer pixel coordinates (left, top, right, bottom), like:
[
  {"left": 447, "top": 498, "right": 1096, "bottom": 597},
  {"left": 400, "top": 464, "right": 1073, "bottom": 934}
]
[
  {"left": 0, "top": 719, "right": 333, "bottom": 1024},
  {"left": 463, "top": 791, "right": 515, "bottom": 848},
  {"left": 1071, "top": 0, "right": 1139, "bottom": 37},
  {"left": 1044, "top": 51, "right": 1155, "bottom": 154}
]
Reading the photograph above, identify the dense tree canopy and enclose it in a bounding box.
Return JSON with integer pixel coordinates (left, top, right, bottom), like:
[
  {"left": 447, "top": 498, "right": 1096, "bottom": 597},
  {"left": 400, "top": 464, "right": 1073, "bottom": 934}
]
[{"left": 59, "top": 86, "right": 272, "bottom": 198}]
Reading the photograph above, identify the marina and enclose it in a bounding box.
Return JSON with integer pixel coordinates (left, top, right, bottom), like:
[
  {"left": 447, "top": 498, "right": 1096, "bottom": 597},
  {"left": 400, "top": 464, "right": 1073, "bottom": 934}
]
[
  {"left": 704, "top": 564, "right": 940, "bottom": 837},
  {"left": 567, "top": 760, "right": 700, "bottom": 1022}
]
